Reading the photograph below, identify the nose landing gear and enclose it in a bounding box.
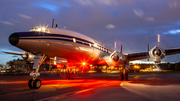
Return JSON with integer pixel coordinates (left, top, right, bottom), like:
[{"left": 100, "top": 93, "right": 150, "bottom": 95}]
[
  {"left": 28, "top": 54, "right": 47, "bottom": 89},
  {"left": 28, "top": 79, "right": 41, "bottom": 89}
]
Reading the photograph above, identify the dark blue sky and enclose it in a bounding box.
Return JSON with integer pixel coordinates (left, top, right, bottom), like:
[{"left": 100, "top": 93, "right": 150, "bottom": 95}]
[{"left": 1, "top": 0, "right": 180, "bottom": 65}]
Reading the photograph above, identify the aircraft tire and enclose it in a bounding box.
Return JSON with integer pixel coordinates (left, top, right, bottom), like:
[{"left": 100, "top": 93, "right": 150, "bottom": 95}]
[
  {"left": 124, "top": 73, "right": 128, "bottom": 81},
  {"left": 66, "top": 73, "right": 70, "bottom": 79},
  {"left": 33, "top": 79, "right": 41, "bottom": 89},
  {"left": 119, "top": 73, "right": 124, "bottom": 81},
  {"left": 70, "top": 73, "right": 75, "bottom": 80},
  {"left": 28, "top": 79, "right": 34, "bottom": 89}
]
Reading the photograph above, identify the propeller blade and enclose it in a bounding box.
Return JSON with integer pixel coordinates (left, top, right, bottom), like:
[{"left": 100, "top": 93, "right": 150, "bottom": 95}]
[{"left": 147, "top": 44, "right": 149, "bottom": 61}]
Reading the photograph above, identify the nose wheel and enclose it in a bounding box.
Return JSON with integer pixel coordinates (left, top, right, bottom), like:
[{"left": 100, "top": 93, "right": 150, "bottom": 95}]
[
  {"left": 28, "top": 79, "right": 34, "bottom": 89},
  {"left": 28, "top": 79, "right": 41, "bottom": 89}
]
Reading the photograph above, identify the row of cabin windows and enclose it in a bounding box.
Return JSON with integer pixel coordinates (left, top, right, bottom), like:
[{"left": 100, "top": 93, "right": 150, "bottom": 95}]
[{"left": 72, "top": 38, "right": 112, "bottom": 54}]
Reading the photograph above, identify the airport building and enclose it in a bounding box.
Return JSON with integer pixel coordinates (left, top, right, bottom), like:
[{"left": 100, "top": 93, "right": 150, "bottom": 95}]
[{"left": 2, "top": 58, "right": 175, "bottom": 75}]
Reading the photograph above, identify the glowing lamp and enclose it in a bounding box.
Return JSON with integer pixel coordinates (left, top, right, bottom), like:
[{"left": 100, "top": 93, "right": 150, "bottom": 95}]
[
  {"left": 82, "top": 62, "right": 86, "bottom": 66},
  {"left": 57, "top": 65, "right": 61, "bottom": 68}
]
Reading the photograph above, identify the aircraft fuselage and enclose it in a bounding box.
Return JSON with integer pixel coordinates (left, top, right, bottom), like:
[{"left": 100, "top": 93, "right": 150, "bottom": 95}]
[{"left": 9, "top": 27, "right": 114, "bottom": 65}]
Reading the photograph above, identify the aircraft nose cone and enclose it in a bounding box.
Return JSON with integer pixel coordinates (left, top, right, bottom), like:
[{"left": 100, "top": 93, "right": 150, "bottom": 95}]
[{"left": 9, "top": 33, "right": 19, "bottom": 46}]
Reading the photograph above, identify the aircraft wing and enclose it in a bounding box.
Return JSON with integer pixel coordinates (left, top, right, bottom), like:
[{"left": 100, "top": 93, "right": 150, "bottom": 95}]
[
  {"left": 3, "top": 51, "right": 24, "bottom": 55},
  {"left": 126, "top": 52, "right": 149, "bottom": 61},
  {"left": 126, "top": 47, "right": 180, "bottom": 61},
  {"left": 164, "top": 47, "right": 180, "bottom": 55}
]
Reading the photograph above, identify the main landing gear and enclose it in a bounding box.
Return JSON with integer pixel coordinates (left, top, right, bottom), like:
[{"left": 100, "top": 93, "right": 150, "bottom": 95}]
[
  {"left": 119, "top": 65, "right": 128, "bottom": 81},
  {"left": 28, "top": 54, "right": 47, "bottom": 89},
  {"left": 66, "top": 70, "right": 75, "bottom": 79}
]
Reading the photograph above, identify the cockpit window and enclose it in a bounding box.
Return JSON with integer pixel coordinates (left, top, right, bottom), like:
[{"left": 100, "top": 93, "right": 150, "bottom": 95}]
[{"left": 29, "top": 27, "right": 50, "bottom": 33}]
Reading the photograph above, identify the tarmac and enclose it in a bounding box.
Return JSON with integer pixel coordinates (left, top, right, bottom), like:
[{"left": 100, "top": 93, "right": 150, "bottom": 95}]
[{"left": 0, "top": 72, "right": 180, "bottom": 101}]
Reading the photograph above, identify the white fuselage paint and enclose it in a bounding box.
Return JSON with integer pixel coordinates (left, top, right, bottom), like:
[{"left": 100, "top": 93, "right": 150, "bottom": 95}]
[{"left": 15, "top": 28, "right": 114, "bottom": 65}]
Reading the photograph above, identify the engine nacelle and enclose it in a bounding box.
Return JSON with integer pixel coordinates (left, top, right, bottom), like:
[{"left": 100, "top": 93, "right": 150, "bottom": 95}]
[
  {"left": 21, "top": 53, "right": 35, "bottom": 63},
  {"left": 107, "top": 51, "right": 126, "bottom": 66},
  {"left": 149, "top": 46, "right": 165, "bottom": 63}
]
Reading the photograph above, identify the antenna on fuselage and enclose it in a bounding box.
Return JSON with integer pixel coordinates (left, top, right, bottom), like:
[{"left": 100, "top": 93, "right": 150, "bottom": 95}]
[
  {"left": 56, "top": 24, "right": 58, "bottom": 29},
  {"left": 52, "top": 18, "right": 55, "bottom": 28},
  {"left": 120, "top": 45, "right": 123, "bottom": 53}
]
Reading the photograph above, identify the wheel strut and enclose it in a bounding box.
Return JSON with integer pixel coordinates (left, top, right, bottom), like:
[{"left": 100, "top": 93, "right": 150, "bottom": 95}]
[
  {"left": 28, "top": 54, "right": 47, "bottom": 89},
  {"left": 119, "top": 65, "right": 129, "bottom": 81}
]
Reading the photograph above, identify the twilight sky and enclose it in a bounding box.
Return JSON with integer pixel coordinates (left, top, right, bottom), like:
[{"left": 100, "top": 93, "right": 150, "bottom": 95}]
[{"left": 1, "top": 0, "right": 180, "bottom": 65}]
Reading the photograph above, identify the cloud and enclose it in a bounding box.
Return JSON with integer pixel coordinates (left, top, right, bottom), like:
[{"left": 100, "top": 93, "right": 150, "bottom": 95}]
[
  {"left": 76, "top": 0, "right": 94, "bottom": 6},
  {"left": 18, "top": 14, "right": 32, "bottom": 19},
  {"left": 168, "top": 29, "right": 180, "bottom": 34},
  {"left": 105, "top": 24, "right": 116, "bottom": 29},
  {"left": 34, "top": 3, "right": 60, "bottom": 13},
  {"left": 133, "top": 9, "right": 144, "bottom": 17},
  {"left": 168, "top": 1, "right": 177, "bottom": 9},
  {"left": 97, "top": 0, "right": 119, "bottom": 6},
  {"left": 0, "top": 20, "right": 14, "bottom": 25},
  {"left": 145, "top": 17, "right": 155, "bottom": 22},
  {"left": 10, "top": 19, "right": 20, "bottom": 23},
  {"left": 76, "top": 0, "right": 119, "bottom": 6},
  {"left": 163, "top": 29, "right": 180, "bottom": 34}
]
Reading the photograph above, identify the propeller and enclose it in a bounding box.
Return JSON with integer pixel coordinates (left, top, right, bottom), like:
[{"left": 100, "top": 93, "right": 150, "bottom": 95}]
[{"left": 138, "top": 34, "right": 177, "bottom": 62}]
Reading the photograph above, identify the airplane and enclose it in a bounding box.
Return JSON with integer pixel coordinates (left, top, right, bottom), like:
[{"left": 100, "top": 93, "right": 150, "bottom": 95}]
[{"left": 3, "top": 20, "right": 180, "bottom": 89}]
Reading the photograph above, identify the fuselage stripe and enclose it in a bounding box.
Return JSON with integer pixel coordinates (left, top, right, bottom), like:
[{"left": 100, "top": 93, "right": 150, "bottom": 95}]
[
  {"left": 18, "top": 32, "right": 113, "bottom": 52},
  {"left": 20, "top": 37, "right": 113, "bottom": 54},
  {"left": 19, "top": 33, "right": 92, "bottom": 44}
]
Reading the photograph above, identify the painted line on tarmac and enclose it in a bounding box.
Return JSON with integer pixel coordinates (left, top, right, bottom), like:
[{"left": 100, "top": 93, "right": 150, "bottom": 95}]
[
  {"left": 0, "top": 81, "right": 27, "bottom": 84},
  {"left": 36, "top": 81, "right": 119, "bottom": 101}
]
